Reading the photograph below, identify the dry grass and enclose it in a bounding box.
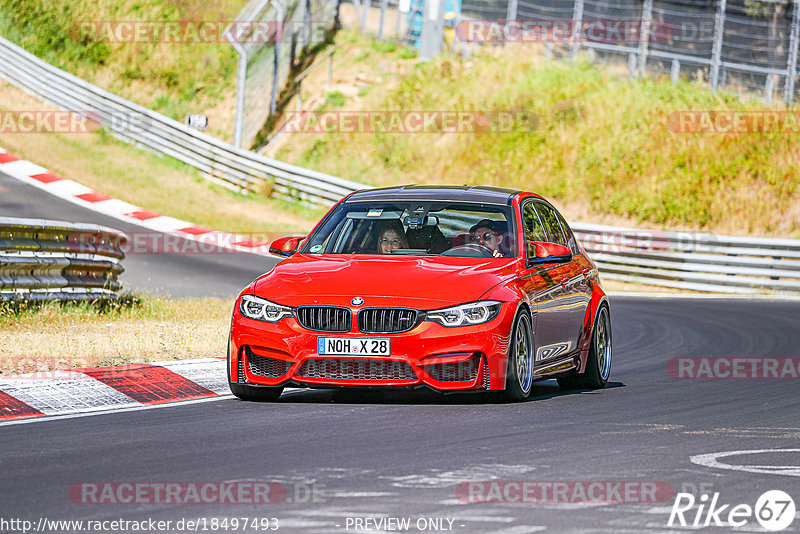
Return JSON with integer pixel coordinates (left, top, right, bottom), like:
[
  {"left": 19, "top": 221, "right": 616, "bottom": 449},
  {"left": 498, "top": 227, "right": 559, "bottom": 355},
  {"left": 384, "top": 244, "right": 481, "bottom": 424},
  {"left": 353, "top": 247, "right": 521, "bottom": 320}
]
[
  {"left": 0, "top": 0, "right": 244, "bottom": 142},
  {"left": 0, "top": 80, "right": 323, "bottom": 235},
  {"left": 277, "top": 32, "right": 800, "bottom": 239},
  {"left": 0, "top": 297, "right": 231, "bottom": 375}
]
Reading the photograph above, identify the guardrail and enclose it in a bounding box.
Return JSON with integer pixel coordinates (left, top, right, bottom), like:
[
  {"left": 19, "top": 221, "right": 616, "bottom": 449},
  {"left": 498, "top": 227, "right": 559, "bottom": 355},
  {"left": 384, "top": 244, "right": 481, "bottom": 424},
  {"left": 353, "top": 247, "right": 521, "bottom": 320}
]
[
  {"left": 0, "top": 217, "right": 127, "bottom": 302},
  {"left": 2, "top": 35, "right": 799, "bottom": 296},
  {"left": 0, "top": 36, "right": 364, "bottom": 207},
  {"left": 571, "top": 223, "right": 800, "bottom": 295}
]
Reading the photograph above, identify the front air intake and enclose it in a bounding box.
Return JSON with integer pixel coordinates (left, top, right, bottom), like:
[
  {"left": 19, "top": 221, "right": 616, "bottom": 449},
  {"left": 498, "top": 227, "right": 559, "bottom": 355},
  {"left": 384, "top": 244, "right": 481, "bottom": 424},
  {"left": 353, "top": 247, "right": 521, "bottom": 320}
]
[
  {"left": 247, "top": 350, "right": 291, "bottom": 378},
  {"left": 238, "top": 349, "right": 246, "bottom": 383},
  {"left": 296, "top": 358, "right": 417, "bottom": 381},
  {"left": 426, "top": 353, "right": 481, "bottom": 383}
]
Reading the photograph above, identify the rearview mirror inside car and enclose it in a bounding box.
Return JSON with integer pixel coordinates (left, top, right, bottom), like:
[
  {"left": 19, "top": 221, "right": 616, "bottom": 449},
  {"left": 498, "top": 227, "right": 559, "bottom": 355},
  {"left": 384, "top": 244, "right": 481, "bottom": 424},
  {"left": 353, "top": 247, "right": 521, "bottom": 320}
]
[
  {"left": 270, "top": 236, "right": 305, "bottom": 257},
  {"left": 403, "top": 215, "right": 439, "bottom": 229}
]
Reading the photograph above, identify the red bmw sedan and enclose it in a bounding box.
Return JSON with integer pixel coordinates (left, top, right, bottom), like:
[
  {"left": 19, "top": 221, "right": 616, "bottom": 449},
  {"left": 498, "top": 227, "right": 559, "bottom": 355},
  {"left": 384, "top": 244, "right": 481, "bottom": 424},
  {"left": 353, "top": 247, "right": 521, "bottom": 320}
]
[{"left": 229, "top": 185, "right": 611, "bottom": 402}]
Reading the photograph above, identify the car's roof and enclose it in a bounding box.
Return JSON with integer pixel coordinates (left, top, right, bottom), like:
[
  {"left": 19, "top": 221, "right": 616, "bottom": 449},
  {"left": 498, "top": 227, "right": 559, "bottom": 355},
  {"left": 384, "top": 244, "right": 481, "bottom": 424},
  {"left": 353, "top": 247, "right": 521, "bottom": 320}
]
[{"left": 345, "top": 185, "right": 525, "bottom": 205}]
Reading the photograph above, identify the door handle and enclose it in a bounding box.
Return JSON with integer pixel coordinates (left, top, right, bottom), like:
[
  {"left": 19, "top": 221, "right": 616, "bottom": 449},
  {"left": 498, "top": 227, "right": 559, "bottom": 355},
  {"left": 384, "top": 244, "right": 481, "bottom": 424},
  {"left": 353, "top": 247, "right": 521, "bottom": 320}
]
[{"left": 560, "top": 276, "right": 568, "bottom": 287}]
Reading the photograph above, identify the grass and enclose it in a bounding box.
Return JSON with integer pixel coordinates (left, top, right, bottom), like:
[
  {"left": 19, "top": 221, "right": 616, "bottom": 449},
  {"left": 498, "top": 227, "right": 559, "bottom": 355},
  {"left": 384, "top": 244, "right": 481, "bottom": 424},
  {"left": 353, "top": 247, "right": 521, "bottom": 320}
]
[
  {"left": 275, "top": 36, "right": 800, "bottom": 238},
  {"left": 397, "top": 46, "right": 418, "bottom": 60},
  {"left": 0, "top": 80, "right": 324, "bottom": 235},
  {"left": 0, "top": 0, "right": 245, "bottom": 143},
  {"left": 0, "top": 295, "right": 231, "bottom": 375},
  {"left": 324, "top": 90, "right": 347, "bottom": 109}
]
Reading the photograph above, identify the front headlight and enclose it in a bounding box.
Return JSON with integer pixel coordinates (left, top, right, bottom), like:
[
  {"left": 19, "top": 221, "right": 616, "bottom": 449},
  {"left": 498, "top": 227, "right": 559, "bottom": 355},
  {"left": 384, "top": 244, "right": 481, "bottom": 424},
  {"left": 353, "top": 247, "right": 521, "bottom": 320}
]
[
  {"left": 240, "top": 295, "right": 293, "bottom": 323},
  {"left": 426, "top": 301, "right": 502, "bottom": 327}
]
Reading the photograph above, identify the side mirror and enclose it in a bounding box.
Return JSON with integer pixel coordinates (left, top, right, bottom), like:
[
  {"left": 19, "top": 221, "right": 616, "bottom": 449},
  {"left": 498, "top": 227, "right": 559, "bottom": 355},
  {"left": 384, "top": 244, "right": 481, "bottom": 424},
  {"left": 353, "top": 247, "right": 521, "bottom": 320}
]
[
  {"left": 270, "top": 236, "right": 305, "bottom": 257},
  {"left": 528, "top": 241, "right": 573, "bottom": 264}
]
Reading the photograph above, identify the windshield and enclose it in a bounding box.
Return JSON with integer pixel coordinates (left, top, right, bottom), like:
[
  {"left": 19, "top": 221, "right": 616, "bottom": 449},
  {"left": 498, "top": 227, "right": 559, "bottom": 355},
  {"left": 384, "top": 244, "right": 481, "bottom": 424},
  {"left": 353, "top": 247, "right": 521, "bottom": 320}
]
[{"left": 300, "top": 201, "right": 517, "bottom": 258}]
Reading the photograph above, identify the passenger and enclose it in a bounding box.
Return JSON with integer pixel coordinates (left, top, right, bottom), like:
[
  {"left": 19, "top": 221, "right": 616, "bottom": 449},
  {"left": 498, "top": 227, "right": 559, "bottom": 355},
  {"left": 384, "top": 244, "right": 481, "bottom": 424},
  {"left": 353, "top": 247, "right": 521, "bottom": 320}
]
[
  {"left": 377, "top": 223, "right": 409, "bottom": 254},
  {"left": 469, "top": 219, "right": 507, "bottom": 258}
]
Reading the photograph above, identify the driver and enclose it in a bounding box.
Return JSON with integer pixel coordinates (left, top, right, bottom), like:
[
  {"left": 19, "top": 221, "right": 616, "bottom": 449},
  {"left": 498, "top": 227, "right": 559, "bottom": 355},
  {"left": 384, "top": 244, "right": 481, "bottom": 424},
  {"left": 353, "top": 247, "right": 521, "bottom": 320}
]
[{"left": 469, "top": 219, "right": 507, "bottom": 258}]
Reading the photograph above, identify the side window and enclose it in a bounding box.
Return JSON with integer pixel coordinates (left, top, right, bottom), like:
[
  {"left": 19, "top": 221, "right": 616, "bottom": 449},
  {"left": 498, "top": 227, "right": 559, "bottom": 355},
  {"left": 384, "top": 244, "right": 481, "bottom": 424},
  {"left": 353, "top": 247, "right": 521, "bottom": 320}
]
[
  {"left": 535, "top": 203, "right": 568, "bottom": 247},
  {"left": 522, "top": 202, "right": 548, "bottom": 258},
  {"left": 554, "top": 210, "right": 578, "bottom": 254}
]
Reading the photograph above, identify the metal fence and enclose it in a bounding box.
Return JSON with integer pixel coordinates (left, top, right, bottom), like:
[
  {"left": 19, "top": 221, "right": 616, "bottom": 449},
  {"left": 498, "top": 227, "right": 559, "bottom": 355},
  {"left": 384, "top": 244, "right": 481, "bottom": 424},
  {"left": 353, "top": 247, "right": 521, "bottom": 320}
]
[
  {"left": 2, "top": 16, "right": 800, "bottom": 295},
  {"left": 230, "top": 0, "right": 339, "bottom": 148},
  {"left": 0, "top": 218, "right": 127, "bottom": 302},
  {"left": 359, "top": 0, "right": 800, "bottom": 104},
  {"left": 572, "top": 223, "right": 800, "bottom": 294}
]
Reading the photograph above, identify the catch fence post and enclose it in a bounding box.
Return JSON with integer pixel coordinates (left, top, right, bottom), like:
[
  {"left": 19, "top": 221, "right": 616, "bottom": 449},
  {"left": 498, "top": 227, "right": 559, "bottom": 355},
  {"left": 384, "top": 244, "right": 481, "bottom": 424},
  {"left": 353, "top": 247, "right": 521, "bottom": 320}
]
[
  {"left": 710, "top": 0, "right": 727, "bottom": 90},
  {"left": 638, "top": 0, "right": 654, "bottom": 77},
  {"left": 784, "top": 0, "right": 799, "bottom": 104},
  {"left": 570, "top": 0, "right": 585, "bottom": 61},
  {"left": 378, "top": 0, "right": 389, "bottom": 39}
]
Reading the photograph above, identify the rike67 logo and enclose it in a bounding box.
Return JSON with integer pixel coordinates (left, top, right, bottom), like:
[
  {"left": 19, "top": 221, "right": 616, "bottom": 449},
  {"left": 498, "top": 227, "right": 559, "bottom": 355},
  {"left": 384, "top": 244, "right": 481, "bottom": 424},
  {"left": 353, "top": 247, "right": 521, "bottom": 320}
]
[{"left": 668, "top": 490, "right": 796, "bottom": 531}]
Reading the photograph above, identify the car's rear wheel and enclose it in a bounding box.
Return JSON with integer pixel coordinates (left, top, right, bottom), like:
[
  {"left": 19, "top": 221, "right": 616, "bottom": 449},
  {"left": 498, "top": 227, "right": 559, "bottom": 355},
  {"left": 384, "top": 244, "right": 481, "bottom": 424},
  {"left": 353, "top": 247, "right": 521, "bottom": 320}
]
[
  {"left": 558, "top": 304, "right": 611, "bottom": 390},
  {"left": 227, "top": 337, "right": 284, "bottom": 402},
  {"left": 500, "top": 307, "right": 534, "bottom": 402},
  {"left": 583, "top": 305, "right": 611, "bottom": 389}
]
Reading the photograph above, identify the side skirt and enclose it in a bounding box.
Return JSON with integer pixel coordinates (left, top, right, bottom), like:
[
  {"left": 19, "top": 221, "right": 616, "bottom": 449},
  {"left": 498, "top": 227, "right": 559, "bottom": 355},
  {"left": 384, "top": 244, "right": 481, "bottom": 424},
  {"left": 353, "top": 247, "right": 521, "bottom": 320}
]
[{"left": 533, "top": 354, "right": 578, "bottom": 379}]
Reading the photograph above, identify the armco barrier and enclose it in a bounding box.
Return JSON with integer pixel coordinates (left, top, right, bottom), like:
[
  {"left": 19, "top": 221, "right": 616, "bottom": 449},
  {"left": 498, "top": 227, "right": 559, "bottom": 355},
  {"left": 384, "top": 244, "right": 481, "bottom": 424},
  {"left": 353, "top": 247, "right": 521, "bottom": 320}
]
[
  {"left": 1, "top": 36, "right": 799, "bottom": 295},
  {"left": 0, "top": 217, "right": 127, "bottom": 302},
  {"left": 0, "top": 36, "right": 364, "bottom": 207},
  {"left": 571, "top": 223, "right": 800, "bottom": 295}
]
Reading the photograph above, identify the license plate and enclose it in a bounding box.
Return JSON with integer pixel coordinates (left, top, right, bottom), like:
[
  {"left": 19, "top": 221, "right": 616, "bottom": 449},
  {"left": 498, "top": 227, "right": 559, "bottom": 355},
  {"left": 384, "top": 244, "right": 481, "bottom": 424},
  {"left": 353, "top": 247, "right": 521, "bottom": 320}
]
[{"left": 318, "top": 337, "right": 391, "bottom": 356}]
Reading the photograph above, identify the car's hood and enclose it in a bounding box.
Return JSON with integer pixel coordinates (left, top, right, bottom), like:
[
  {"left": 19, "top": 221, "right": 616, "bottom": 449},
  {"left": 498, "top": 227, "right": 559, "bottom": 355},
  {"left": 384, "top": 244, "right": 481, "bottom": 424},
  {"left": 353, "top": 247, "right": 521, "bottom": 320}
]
[{"left": 251, "top": 254, "right": 520, "bottom": 308}]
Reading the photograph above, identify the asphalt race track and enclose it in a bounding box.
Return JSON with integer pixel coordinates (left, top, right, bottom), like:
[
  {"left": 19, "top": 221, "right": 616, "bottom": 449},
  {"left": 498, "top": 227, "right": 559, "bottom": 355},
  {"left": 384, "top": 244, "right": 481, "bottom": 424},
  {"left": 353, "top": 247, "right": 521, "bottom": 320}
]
[
  {"left": 0, "top": 169, "right": 277, "bottom": 298},
  {"left": 1, "top": 298, "right": 799, "bottom": 532},
  {"left": 3, "top": 170, "right": 800, "bottom": 533}
]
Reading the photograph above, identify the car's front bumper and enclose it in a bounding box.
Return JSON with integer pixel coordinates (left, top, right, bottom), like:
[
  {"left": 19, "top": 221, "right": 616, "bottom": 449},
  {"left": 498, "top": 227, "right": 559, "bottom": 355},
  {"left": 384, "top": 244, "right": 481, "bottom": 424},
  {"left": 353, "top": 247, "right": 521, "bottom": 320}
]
[{"left": 229, "top": 301, "right": 516, "bottom": 392}]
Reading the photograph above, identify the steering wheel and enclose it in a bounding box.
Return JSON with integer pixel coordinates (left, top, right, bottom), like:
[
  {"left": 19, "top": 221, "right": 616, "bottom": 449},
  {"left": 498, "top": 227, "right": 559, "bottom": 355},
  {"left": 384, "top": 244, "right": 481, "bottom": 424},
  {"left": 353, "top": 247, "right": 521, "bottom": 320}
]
[{"left": 441, "top": 243, "right": 495, "bottom": 258}]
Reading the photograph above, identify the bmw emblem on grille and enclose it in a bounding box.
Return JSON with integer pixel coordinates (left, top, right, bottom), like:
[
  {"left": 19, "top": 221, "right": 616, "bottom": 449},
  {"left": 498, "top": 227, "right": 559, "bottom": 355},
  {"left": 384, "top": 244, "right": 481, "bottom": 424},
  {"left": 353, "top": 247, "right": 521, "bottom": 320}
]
[{"left": 351, "top": 297, "right": 364, "bottom": 307}]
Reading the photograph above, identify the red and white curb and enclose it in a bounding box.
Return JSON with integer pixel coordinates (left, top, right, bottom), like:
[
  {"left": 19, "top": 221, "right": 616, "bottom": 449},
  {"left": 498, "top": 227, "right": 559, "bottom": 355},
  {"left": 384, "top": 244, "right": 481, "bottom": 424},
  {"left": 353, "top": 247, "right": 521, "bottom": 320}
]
[
  {"left": 0, "top": 358, "right": 308, "bottom": 423},
  {"left": 0, "top": 146, "right": 275, "bottom": 256},
  {"left": 0, "top": 358, "right": 233, "bottom": 422}
]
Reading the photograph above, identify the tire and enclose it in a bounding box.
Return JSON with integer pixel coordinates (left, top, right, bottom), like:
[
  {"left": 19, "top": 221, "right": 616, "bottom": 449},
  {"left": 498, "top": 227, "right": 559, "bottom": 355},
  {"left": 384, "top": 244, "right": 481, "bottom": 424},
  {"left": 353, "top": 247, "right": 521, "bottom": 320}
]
[
  {"left": 582, "top": 305, "right": 612, "bottom": 389},
  {"left": 557, "top": 304, "right": 612, "bottom": 390},
  {"left": 227, "top": 337, "right": 284, "bottom": 402},
  {"left": 500, "top": 307, "right": 535, "bottom": 402}
]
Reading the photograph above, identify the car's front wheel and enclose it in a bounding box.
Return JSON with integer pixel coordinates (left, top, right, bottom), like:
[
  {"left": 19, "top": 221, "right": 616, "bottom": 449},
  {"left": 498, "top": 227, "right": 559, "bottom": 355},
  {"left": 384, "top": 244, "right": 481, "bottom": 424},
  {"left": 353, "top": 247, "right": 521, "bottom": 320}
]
[
  {"left": 227, "top": 337, "right": 284, "bottom": 402},
  {"left": 500, "top": 307, "right": 535, "bottom": 402}
]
